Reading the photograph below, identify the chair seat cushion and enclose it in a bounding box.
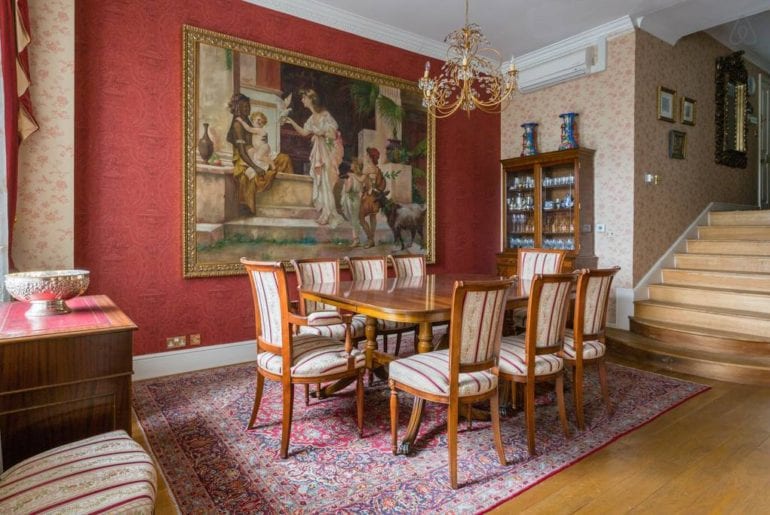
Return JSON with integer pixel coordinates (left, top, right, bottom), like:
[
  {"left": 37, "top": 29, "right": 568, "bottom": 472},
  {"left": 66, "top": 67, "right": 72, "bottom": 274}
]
[
  {"left": 306, "top": 310, "right": 344, "bottom": 326},
  {"left": 377, "top": 319, "right": 416, "bottom": 331},
  {"left": 499, "top": 336, "right": 564, "bottom": 376},
  {"left": 562, "top": 331, "right": 606, "bottom": 360},
  {"left": 257, "top": 334, "right": 365, "bottom": 378},
  {"left": 298, "top": 314, "right": 367, "bottom": 340},
  {"left": 389, "top": 349, "right": 497, "bottom": 397},
  {"left": 0, "top": 430, "right": 156, "bottom": 514}
]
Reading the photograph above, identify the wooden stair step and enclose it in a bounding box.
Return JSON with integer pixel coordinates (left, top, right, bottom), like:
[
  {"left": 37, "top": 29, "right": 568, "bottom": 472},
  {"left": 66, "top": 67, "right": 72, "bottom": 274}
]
[
  {"left": 630, "top": 316, "right": 770, "bottom": 348},
  {"left": 661, "top": 268, "right": 770, "bottom": 292},
  {"left": 709, "top": 210, "right": 770, "bottom": 226},
  {"left": 634, "top": 300, "right": 770, "bottom": 338},
  {"left": 607, "top": 327, "right": 770, "bottom": 385},
  {"left": 674, "top": 253, "right": 770, "bottom": 273},
  {"left": 648, "top": 284, "right": 770, "bottom": 315},
  {"left": 698, "top": 225, "right": 770, "bottom": 240},
  {"left": 687, "top": 239, "right": 770, "bottom": 255}
]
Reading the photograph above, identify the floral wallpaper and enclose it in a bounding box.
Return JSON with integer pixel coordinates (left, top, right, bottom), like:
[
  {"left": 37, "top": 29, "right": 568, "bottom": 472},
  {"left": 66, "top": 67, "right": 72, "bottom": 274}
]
[
  {"left": 501, "top": 32, "right": 637, "bottom": 323},
  {"left": 14, "top": 0, "right": 75, "bottom": 270},
  {"left": 633, "top": 30, "right": 757, "bottom": 280}
]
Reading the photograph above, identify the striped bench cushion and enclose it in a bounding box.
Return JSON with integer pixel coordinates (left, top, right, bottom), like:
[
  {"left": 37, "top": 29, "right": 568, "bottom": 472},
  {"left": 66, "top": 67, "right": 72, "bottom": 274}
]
[
  {"left": 298, "top": 314, "right": 367, "bottom": 340},
  {"left": 499, "top": 336, "right": 564, "bottom": 376},
  {"left": 562, "top": 331, "right": 606, "bottom": 360},
  {"left": 0, "top": 430, "right": 156, "bottom": 514},
  {"left": 258, "top": 334, "right": 366, "bottom": 378},
  {"left": 389, "top": 349, "right": 497, "bottom": 397}
]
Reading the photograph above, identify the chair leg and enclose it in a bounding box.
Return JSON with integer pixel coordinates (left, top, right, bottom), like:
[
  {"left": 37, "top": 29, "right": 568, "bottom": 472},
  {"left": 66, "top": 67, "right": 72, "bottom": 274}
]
[
  {"left": 279, "top": 383, "right": 294, "bottom": 459},
  {"left": 395, "top": 333, "right": 402, "bottom": 356},
  {"left": 383, "top": 334, "right": 389, "bottom": 353},
  {"left": 466, "top": 404, "right": 473, "bottom": 430},
  {"left": 390, "top": 384, "right": 399, "bottom": 455},
  {"left": 247, "top": 369, "right": 265, "bottom": 429},
  {"left": 598, "top": 359, "right": 613, "bottom": 415},
  {"left": 356, "top": 371, "right": 364, "bottom": 437},
  {"left": 555, "top": 374, "right": 570, "bottom": 438},
  {"left": 448, "top": 398, "right": 459, "bottom": 489},
  {"left": 525, "top": 381, "right": 536, "bottom": 456},
  {"left": 489, "top": 391, "right": 507, "bottom": 465},
  {"left": 574, "top": 362, "right": 585, "bottom": 431},
  {"left": 304, "top": 384, "right": 310, "bottom": 406},
  {"left": 510, "top": 380, "right": 518, "bottom": 409}
]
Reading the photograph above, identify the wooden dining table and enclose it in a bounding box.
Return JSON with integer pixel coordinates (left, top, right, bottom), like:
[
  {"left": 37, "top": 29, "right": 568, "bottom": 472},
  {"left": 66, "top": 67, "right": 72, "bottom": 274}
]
[{"left": 299, "top": 272, "right": 526, "bottom": 453}]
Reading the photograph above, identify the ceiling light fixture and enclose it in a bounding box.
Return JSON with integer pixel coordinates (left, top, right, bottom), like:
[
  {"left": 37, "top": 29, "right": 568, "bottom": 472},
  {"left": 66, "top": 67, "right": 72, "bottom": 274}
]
[{"left": 418, "top": 0, "right": 518, "bottom": 118}]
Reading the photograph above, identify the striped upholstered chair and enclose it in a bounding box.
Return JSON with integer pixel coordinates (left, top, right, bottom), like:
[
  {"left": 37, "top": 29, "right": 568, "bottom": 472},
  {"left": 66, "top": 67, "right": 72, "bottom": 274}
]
[
  {"left": 291, "top": 258, "right": 367, "bottom": 342},
  {"left": 0, "top": 430, "right": 156, "bottom": 513},
  {"left": 389, "top": 278, "right": 514, "bottom": 489},
  {"left": 387, "top": 254, "right": 426, "bottom": 278},
  {"left": 241, "top": 259, "right": 366, "bottom": 459},
  {"left": 511, "top": 248, "right": 566, "bottom": 333},
  {"left": 499, "top": 272, "right": 575, "bottom": 456},
  {"left": 345, "top": 256, "right": 417, "bottom": 356},
  {"left": 561, "top": 266, "right": 620, "bottom": 430}
]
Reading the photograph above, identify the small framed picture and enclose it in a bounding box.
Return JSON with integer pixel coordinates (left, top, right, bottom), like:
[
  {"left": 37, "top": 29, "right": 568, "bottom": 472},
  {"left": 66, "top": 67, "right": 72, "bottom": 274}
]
[
  {"left": 669, "top": 130, "right": 687, "bottom": 159},
  {"left": 657, "top": 86, "right": 676, "bottom": 122},
  {"left": 681, "top": 96, "right": 696, "bottom": 126}
]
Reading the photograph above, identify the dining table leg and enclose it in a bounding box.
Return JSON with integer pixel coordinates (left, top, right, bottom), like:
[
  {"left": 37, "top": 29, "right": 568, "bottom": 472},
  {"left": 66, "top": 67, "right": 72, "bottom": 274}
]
[
  {"left": 416, "top": 321, "right": 434, "bottom": 354},
  {"left": 398, "top": 397, "right": 425, "bottom": 455}
]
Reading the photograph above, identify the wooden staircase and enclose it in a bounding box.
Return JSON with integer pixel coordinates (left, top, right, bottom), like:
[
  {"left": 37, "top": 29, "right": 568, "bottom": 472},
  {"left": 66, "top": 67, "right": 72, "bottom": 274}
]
[{"left": 609, "top": 209, "right": 770, "bottom": 385}]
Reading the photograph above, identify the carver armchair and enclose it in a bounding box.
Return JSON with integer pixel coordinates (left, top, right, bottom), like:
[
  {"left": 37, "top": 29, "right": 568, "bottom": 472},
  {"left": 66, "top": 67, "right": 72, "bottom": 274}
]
[{"left": 241, "top": 259, "right": 366, "bottom": 459}]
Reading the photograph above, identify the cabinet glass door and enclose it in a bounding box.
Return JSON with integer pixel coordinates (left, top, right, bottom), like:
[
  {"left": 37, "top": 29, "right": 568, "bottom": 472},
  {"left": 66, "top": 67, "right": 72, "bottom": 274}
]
[
  {"left": 540, "top": 163, "right": 576, "bottom": 251},
  {"left": 504, "top": 168, "right": 535, "bottom": 250}
]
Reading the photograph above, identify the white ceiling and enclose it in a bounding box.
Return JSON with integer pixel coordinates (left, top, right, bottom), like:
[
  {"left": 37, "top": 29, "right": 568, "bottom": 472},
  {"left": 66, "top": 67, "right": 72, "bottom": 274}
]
[{"left": 249, "top": 0, "right": 770, "bottom": 69}]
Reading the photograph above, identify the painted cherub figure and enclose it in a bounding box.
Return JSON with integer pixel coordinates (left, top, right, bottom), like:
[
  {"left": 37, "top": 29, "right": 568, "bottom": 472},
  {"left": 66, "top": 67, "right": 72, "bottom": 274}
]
[{"left": 235, "top": 111, "right": 272, "bottom": 177}]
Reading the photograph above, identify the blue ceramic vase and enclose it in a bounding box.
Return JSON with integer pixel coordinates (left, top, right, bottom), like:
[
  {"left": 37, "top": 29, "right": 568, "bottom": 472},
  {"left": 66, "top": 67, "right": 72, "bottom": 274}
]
[
  {"left": 520, "top": 122, "right": 538, "bottom": 156},
  {"left": 558, "top": 112, "right": 579, "bottom": 150}
]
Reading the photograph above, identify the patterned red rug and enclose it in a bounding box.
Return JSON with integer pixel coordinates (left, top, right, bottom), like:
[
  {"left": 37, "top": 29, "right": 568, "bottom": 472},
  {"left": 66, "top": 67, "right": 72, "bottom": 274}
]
[{"left": 133, "top": 357, "right": 708, "bottom": 513}]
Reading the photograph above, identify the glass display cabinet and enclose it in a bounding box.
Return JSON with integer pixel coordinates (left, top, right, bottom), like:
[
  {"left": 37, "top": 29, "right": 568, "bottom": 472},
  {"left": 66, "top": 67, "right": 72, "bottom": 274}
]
[{"left": 496, "top": 148, "right": 597, "bottom": 277}]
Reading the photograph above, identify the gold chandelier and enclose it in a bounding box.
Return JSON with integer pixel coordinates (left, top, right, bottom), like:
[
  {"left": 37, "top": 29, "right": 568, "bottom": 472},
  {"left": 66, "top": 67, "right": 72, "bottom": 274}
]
[{"left": 418, "top": 0, "right": 518, "bottom": 118}]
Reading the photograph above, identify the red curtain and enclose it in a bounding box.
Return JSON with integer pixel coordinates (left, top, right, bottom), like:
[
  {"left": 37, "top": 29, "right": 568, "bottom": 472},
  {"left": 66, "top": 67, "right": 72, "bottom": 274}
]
[{"left": 1, "top": 0, "right": 38, "bottom": 269}]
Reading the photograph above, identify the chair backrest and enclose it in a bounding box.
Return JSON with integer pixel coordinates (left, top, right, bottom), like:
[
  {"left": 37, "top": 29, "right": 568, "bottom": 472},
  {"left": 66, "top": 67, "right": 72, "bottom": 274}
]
[
  {"left": 346, "top": 256, "right": 388, "bottom": 280},
  {"left": 447, "top": 278, "right": 515, "bottom": 385},
  {"left": 573, "top": 267, "right": 620, "bottom": 339},
  {"left": 241, "top": 258, "right": 290, "bottom": 350},
  {"left": 524, "top": 273, "right": 575, "bottom": 356},
  {"left": 388, "top": 254, "right": 426, "bottom": 277},
  {"left": 291, "top": 258, "right": 341, "bottom": 315},
  {"left": 517, "top": 248, "right": 566, "bottom": 295}
]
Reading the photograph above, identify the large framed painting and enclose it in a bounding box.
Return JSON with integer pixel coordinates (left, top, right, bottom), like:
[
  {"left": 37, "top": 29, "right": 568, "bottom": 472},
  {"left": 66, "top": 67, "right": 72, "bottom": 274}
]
[{"left": 183, "top": 26, "right": 435, "bottom": 277}]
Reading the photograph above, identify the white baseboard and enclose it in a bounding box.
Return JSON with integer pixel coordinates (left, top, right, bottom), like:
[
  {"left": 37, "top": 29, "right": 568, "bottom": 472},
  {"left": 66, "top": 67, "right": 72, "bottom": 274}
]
[{"left": 132, "top": 340, "right": 256, "bottom": 381}]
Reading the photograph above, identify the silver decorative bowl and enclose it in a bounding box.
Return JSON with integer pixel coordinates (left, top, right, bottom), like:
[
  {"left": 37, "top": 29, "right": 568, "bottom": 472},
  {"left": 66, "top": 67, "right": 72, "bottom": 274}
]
[{"left": 4, "top": 269, "right": 90, "bottom": 316}]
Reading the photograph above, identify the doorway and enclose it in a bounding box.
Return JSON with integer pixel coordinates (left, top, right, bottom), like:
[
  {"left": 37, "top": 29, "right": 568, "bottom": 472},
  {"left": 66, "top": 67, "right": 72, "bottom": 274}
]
[{"left": 759, "top": 73, "right": 770, "bottom": 208}]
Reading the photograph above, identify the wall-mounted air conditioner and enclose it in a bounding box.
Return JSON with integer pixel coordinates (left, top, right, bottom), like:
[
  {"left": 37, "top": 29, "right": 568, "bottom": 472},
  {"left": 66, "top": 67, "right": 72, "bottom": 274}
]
[{"left": 517, "top": 46, "right": 594, "bottom": 93}]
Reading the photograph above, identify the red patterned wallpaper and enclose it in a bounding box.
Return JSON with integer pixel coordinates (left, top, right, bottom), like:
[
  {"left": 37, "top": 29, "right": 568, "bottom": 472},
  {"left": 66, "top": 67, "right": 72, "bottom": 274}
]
[{"left": 74, "top": 0, "right": 501, "bottom": 355}]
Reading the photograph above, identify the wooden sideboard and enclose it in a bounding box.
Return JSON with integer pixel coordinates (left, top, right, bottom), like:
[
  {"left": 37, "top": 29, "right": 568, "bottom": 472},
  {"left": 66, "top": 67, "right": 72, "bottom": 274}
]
[{"left": 0, "top": 295, "right": 136, "bottom": 469}]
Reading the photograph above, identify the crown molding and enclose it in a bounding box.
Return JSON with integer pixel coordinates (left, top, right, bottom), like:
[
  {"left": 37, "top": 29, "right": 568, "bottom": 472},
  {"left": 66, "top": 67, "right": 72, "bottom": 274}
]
[
  {"left": 512, "top": 16, "right": 635, "bottom": 71},
  {"left": 242, "top": 0, "right": 448, "bottom": 59}
]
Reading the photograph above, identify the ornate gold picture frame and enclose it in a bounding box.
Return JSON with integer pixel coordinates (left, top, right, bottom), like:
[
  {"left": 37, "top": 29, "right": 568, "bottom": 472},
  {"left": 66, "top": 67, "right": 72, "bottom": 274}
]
[{"left": 183, "top": 26, "right": 435, "bottom": 277}]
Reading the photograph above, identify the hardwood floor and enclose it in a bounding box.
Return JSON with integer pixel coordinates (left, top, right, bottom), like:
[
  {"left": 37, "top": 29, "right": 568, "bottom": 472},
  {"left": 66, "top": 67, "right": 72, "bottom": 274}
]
[{"left": 136, "top": 357, "right": 770, "bottom": 514}]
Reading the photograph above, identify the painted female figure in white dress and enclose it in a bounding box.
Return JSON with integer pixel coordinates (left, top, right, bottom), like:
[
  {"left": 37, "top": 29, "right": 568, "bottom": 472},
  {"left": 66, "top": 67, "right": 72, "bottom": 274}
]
[{"left": 283, "top": 89, "right": 345, "bottom": 227}]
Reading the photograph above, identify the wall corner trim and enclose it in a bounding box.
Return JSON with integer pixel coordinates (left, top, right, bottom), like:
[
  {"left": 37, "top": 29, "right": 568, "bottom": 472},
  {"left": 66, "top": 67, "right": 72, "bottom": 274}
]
[{"left": 242, "top": 0, "right": 449, "bottom": 59}]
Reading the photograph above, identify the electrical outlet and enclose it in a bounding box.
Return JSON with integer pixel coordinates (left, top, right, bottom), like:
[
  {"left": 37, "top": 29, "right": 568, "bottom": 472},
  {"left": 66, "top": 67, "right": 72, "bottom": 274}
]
[
  {"left": 166, "top": 336, "right": 186, "bottom": 349},
  {"left": 190, "top": 334, "right": 201, "bottom": 346}
]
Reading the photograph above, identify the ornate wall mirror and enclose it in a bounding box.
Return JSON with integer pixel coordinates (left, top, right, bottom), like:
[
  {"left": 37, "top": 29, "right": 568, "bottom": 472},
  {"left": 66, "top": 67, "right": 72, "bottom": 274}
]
[{"left": 715, "top": 51, "right": 748, "bottom": 168}]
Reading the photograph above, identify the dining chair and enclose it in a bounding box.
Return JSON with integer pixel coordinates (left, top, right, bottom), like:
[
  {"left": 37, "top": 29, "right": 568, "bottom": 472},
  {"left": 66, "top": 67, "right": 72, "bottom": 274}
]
[
  {"left": 387, "top": 254, "right": 426, "bottom": 278},
  {"left": 388, "top": 277, "right": 514, "bottom": 489},
  {"left": 499, "top": 272, "right": 575, "bottom": 456},
  {"left": 345, "top": 256, "right": 418, "bottom": 356},
  {"left": 561, "top": 266, "right": 620, "bottom": 430},
  {"left": 241, "top": 258, "right": 366, "bottom": 459},
  {"left": 292, "top": 257, "right": 368, "bottom": 403},
  {"left": 511, "top": 248, "right": 567, "bottom": 333}
]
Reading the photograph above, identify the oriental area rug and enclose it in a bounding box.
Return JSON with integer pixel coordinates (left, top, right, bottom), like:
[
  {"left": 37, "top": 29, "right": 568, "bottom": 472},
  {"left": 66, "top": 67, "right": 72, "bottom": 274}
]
[{"left": 133, "top": 351, "right": 708, "bottom": 514}]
